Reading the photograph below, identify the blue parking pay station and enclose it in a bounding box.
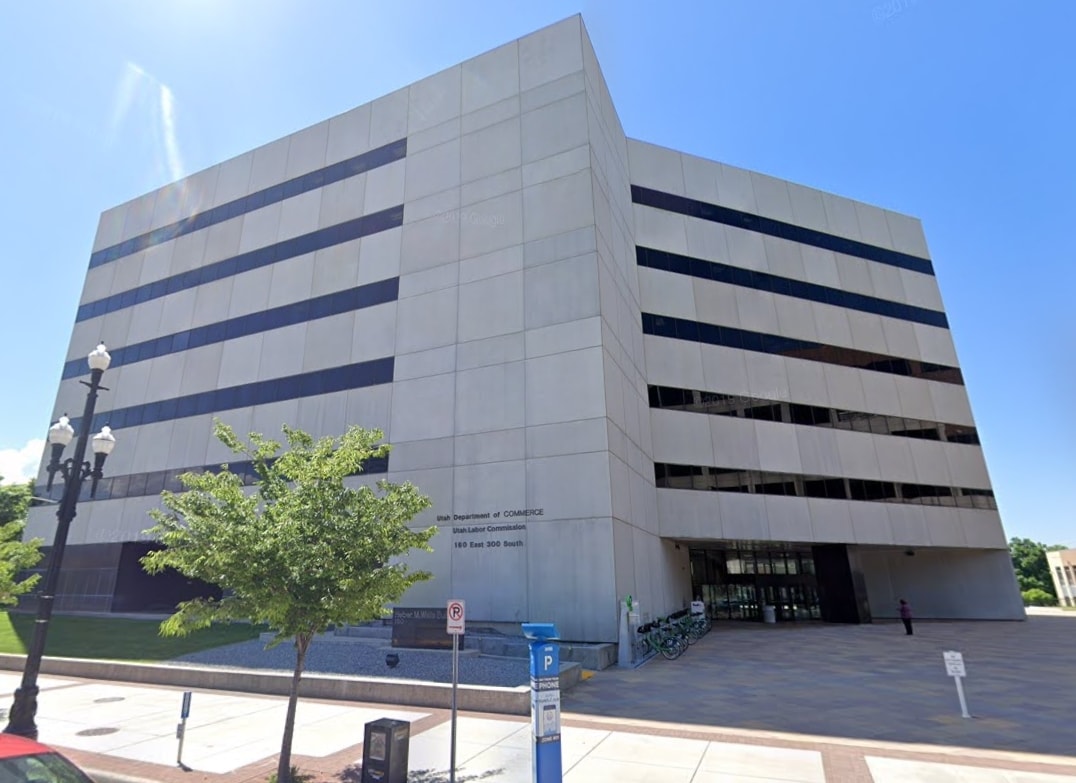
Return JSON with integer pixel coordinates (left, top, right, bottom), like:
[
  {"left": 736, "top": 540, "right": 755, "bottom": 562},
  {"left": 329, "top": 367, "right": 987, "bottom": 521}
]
[{"left": 522, "top": 623, "right": 562, "bottom": 783}]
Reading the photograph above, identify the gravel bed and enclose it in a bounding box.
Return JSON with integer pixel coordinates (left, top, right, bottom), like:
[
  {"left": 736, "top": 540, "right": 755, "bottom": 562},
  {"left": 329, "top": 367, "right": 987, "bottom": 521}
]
[{"left": 172, "top": 638, "right": 531, "bottom": 687}]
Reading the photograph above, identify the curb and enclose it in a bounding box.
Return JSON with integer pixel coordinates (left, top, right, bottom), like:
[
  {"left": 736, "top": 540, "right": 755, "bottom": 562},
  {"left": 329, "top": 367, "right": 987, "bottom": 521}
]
[{"left": 85, "top": 769, "right": 160, "bottom": 783}]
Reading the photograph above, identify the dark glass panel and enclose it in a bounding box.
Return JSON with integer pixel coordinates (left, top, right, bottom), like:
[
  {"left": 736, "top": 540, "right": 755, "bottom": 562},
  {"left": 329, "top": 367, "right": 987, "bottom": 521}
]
[
  {"left": 640, "top": 313, "right": 963, "bottom": 385},
  {"left": 943, "top": 425, "right": 981, "bottom": 445},
  {"left": 110, "top": 475, "right": 130, "bottom": 498},
  {"left": 756, "top": 479, "right": 796, "bottom": 496},
  {"left": 743, "top": 404, "right": 781, "bottom": 422}
]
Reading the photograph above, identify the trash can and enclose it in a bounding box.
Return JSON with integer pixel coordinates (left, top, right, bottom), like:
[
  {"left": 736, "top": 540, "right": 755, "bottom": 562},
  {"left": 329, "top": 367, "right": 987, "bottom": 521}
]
[
  {"left": 361, "top": 718, "right": 410, "bottom": 783},
  {"left": 762, "top": 605, "right": 776, "bottom": 624}
]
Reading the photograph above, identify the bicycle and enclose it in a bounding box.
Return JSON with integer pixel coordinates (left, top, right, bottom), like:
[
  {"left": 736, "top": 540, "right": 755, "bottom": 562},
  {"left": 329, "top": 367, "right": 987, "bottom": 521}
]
[{"left": 638, "top": 621, "right": 685, "bottom": 660}]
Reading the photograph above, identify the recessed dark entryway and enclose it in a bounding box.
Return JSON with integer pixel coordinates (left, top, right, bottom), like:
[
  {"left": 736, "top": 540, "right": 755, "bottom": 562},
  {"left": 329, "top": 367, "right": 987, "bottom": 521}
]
[{"left": 689, "top": 540, "right": 870, "bottom": 623}]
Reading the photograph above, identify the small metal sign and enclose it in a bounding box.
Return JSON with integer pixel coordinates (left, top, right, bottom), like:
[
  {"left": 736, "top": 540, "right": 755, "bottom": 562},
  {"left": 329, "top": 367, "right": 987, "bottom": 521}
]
[
  {"left": 181, "top": 691, "right": 192, "bottom": 719},
  {"left": 943, "top": 651, "right": 966, "bottom": 678},
  {"left": 942, "top": 651, "right": 971, "bottom": 719},
  {"left": 447, "top": 599, "right": 465, "bottom": 635}
]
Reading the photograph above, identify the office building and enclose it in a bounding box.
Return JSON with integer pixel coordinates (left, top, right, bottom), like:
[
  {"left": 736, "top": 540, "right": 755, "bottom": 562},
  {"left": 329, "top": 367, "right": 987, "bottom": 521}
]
[
  {"left": 1047, "top": 549, "right": 1076, "bottom": 607},
  {"left": 27, "top": 15, "right": 1024, "bottom": 642}
]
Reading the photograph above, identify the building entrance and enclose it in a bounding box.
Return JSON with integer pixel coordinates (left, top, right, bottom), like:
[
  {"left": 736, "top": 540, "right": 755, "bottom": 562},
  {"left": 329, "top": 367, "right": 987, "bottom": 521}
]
[{"left": 689, "top": 543, "right": 822, "bottom": 622}]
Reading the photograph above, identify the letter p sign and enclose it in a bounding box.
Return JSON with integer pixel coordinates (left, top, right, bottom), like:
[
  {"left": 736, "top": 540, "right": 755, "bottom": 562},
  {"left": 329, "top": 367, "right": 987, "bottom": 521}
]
[{"left": 544, "top": 654, "right": 553, "bottom": 670}]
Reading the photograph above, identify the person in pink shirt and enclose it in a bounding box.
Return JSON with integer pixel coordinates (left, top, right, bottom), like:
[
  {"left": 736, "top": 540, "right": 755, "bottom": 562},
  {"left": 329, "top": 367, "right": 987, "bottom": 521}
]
[{"left": 899, "top": 598, "right": 913, "bottom": 635}]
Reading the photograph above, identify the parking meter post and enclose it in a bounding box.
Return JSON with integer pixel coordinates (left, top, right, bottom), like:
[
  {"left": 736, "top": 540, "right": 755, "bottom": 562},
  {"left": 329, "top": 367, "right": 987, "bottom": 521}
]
[
  {"left": 522, "top": 623, "right": 562, "bottom": 783},
  {"left": 176, "top": 692, "right": 191, "bottom": 765}
]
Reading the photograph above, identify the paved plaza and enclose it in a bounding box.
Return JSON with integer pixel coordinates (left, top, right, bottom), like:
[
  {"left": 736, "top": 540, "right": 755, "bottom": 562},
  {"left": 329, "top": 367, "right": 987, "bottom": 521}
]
[
  {"left": 566, "top": 615, "right": 1076, "bottom": 757},
  {"left": 0, "top": 614, "right": 1072, "bottom": 781}
]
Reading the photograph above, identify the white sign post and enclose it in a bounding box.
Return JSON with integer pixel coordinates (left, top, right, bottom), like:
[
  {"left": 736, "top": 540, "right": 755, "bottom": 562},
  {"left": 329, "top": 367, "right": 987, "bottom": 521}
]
[
  {"left": 447, "top": 599, "right": 465, "bottom": 783},
  {"left": 943, "top": 651, "right": 971, "bottom": 718}
]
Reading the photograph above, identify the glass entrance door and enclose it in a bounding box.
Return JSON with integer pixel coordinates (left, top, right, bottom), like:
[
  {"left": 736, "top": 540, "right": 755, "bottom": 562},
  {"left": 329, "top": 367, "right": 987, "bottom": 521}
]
[{"left": 689, "top": 542, "right": 821, "bottom": 622}]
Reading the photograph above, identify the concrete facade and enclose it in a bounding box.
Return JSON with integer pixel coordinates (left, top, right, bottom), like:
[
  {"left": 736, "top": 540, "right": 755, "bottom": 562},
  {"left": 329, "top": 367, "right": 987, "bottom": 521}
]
[{"left": 27, "top": 15, "right": 1023, "bottom": 642}]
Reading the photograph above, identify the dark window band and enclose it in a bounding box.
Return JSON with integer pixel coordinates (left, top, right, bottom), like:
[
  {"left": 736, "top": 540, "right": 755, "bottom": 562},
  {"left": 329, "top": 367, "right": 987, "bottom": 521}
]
[
  {"left": 70, "top": 356, "right": 393, "bottom": 433},
  {"left": 642, "top": 312, "right": 964, "bottom": 385},
  {"left": 637, "top": 246, "right": 948, "bottom": 329},
  {"left": 62, "top": 278, "right": 399, "bottom": 380},
  {"left": 77, "top": 205, "right": 403, "bottom": 322},
  {"left": 654, "top": 463, "right": 996, "bottom": 510},
  {"left": 35, "top": 454, "right": 390, "bottom": 504},
  {"left": 649, "top": 385, "right": 979, "bottom": 445},
  {"left": 631, "top": 185, "right": 935, "bottom": 276},
  {"left": 89, "top": 139, "right": 408, "bottom": 269}
]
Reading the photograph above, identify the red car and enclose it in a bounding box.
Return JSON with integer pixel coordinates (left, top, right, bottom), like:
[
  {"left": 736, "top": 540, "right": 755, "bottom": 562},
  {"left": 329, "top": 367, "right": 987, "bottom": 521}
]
[{"left": 0, "top": 734, "right": 94, "bottom": 782}]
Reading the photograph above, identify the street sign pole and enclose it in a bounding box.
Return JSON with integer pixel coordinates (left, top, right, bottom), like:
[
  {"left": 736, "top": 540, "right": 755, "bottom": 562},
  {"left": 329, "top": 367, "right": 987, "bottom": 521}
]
[
  {"left": 953, "top": 674, "right": 970, "bottom": 719},
  {"left": 943, "top": 651, "right": 971, "bottom": 719},
  {"left": 176, "top": 690, "right": 192, "bottom": 768},
  {"left": 450, "top": 632, "right": 458, "bottom": 783},
  {"left": 446, "top": 599, "right": 466, "bottom": 783}
]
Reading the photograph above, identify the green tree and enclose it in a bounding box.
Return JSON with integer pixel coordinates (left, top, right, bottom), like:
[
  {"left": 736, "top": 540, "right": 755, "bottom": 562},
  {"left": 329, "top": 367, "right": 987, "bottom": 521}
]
[
  {"left": 0, "top": 478, "right": 44, "bottom": 606},
  {"left": 1009, "top": 537, "right": 1066, "bottom": 598},
  {"left": 1021, "top": 588, "right": 1057, "bottom": 607},
  {"left": 142, "top": 423, "right": 435, "bottom": 783}
]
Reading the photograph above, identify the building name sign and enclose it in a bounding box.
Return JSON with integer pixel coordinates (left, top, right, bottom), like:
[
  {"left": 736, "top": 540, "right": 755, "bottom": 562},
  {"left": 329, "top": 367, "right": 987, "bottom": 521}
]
[
  {"left": 392, "top": 607, "right": 459, "bottom": 650},
  {"left": 440, "top": 507, "right": 543, "bottom": 553},
  {"left": 436, "top": 508, "right": 545, "bottom": 522}
]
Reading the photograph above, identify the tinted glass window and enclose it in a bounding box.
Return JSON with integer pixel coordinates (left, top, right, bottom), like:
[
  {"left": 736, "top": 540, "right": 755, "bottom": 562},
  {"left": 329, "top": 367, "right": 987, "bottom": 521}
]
[
  {"left": 642, "top": 313, "right": 964, "bottom": 385},
  {"left": 636, "top": 246, "right": 947, "bottom": 328},
  {"left": 631, "top": 186, "right": 934, "bottom": 275},
  {"left": 653, "top": 463, "right": 994, "bottom": 510},
  {"left": 0, "top": 752, "right": 94, "bottom": 782},
  {"left": 648, "top": 385, "right": 980, "bottom": 445},
  {"left": 88, "top": 139, "right": 407, "bottom": 269},
  {"left": 78, "top": 207, "right": 404, "bottom": 322}
]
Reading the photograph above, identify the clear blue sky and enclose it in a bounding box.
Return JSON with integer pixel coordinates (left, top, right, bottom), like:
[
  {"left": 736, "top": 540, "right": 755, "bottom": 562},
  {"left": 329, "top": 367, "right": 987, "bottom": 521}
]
[{"left": 0, "top": 1, "right": 1071, "bottom": 545}]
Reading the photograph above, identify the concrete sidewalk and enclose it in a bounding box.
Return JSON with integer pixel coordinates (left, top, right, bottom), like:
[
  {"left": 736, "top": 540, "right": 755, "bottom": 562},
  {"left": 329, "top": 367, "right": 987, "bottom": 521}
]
[{"left": 4, "top": 672, "right": 1076, "bottom": 783}]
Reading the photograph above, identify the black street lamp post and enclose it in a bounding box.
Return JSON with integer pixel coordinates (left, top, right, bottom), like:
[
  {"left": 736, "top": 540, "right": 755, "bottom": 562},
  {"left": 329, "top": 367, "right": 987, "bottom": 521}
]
[{"left": 5, "top": 343, "right": 117, "bottom": 739}]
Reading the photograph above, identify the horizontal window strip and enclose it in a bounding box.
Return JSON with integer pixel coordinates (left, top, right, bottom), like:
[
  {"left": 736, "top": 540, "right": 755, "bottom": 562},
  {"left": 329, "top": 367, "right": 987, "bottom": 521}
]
[
  {"left": 637, "top": 246, "right": 948, "bottom": 329},
  {"left": 89, "top": 139, "right": 408, "bottom": 269},
  {"left": 650, "top": 385, "right": 980, "bottom": 445},
  {"left": 654, "top": 463, "right": 996, "bottom": 511},
  {"left": 35, "top": 454, "right": 390, "bottom": 504},
  {"left": 631, "top": 185, "right": 935, "bottom": 276},
  {"left": 642, "top": 313, "right": 964, "bottom": 386},
  {"left": 70, "top": 356, "right": 393, "bottom": 433},
  {"left": 62, "top": 278, "right": 398, "bottom": 380},
  {"left": 77, "top": 205, "right": 403, "bottom": 322}
]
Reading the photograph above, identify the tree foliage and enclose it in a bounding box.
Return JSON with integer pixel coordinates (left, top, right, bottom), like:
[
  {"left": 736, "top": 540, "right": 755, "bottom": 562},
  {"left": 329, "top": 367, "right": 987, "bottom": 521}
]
[
  {"left": 142, "top": 422, "right": 435, "bottom": 783},
  {"left": 1009, "top": 537, "right": 1067, "bottom": 598},
  {"left": 1021, "top": 588, "right": 1057, "bottom": 607},
  {"left": 0, "top": 479, "right": 44, "bottom": 606}
]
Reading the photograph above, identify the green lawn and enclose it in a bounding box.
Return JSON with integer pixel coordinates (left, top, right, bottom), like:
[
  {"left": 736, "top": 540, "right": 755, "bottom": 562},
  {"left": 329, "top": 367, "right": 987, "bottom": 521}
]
[{"left": 0, "top": 612, "right": 261, "bottom": 661}]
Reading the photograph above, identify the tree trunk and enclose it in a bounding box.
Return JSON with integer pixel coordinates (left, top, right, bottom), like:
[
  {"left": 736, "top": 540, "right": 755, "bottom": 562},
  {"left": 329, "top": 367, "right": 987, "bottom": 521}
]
[{"left": 277, "top": 632, "right": 312, "bottom": 783}]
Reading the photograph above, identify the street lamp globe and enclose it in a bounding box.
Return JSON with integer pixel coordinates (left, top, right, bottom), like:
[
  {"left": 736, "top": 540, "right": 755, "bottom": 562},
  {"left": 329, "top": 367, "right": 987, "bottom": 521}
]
[
  {"left": 47, "top": 416, "right": 74, "bottom": 448},
  {"left": 91, "top": 426, "right": 116, "bottom": 456},
  {"left": 87, "top": 343, "right": 111, "bottom": 372}
]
